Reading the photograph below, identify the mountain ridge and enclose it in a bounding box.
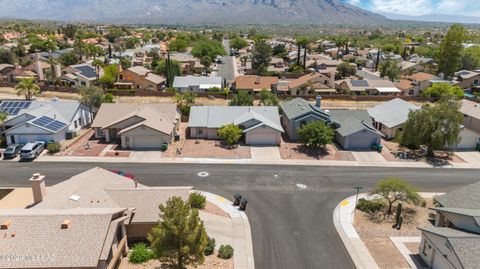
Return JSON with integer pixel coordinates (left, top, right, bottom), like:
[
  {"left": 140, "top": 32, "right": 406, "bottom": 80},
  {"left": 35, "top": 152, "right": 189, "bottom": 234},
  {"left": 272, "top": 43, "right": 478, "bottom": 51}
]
[{"left": 381, "top": 12, "right": 480, "bottom": 24}]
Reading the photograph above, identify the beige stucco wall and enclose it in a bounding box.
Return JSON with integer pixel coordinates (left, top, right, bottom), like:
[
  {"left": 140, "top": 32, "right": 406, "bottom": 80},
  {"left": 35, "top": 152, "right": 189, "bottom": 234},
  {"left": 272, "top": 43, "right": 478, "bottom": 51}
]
[
  {"left": 119, "top": 70, "right": 160, "bottom": 90},
  {"left": 120, "top": 126, "right": 172, "bottom": 149},
  {"left": 126, "top": 223, "right": 156, "bottom": 241}
]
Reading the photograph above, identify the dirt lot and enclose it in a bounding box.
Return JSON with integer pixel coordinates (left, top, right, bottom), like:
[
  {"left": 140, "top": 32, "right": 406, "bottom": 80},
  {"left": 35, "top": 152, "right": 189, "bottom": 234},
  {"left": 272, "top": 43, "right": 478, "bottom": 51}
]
[
  {"left": 354, "top": 199, "right": 434, "bottom": 269},
  {"left": 280, "top": 141, "right": 355, "bottom": 161},
  {"left": 176, "top": 139, "right": 251, "bottom": 159},
  {"left": 119, "top": 251, "right": 233, "bottom": 269}
]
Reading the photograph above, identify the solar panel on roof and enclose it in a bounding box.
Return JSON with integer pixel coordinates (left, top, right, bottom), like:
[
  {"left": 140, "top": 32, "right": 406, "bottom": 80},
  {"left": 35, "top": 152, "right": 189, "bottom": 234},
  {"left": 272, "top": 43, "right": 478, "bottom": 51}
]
[
  {"left": 32, "top": 116, "right": 67, "bottom": 132},
  {"left": 0, "top": 102, "right": 6, "bottom": 108},
  {"left": 76, "top": 65, "right": 97, "bottom": 79},
  {"left": 351, "top": 80, "right": 369, "bottom": 87},
  {"left": 0, "top": 101, "right": 32, "bottom": 115}
]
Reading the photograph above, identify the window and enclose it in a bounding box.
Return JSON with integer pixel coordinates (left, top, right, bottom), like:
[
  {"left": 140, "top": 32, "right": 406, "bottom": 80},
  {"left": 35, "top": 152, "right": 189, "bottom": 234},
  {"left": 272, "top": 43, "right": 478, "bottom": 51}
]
[
  {"left": 408, "top": 90, "right": 415, "bottom": 96},
  {"left": 119, "top": 74, "right": 123, "bottom": 80},
  {"left": 74, "top": 120, "right": 78, "bottom": 129},
  {"left": 197, "top": 129, "right": 203, "bottom": 135},
  {"left": 422, "top": 242, "right": 429, "bottom": 256},
  {"left": 125, "top": 136, "right": 130, "bottom": 146}
]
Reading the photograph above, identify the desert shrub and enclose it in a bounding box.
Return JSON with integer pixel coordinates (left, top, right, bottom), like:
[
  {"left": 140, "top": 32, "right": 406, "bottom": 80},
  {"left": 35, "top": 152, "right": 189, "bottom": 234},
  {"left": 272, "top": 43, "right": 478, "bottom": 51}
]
[
  {"left": 218, "top": 244, "right": 234, "bottom": 259},
  {"left": 204, "top": 237, "right": 216, "bottom": 256},
  {"left": 188, "top": 192, "right": 206, "bottom": 209},
  {"left": 356, "top": 198, "right": 385, "bottom": 214},
  {"left": 421, "top": 200, "right": 427, "bottom": 207},
  {"left": 129, "top": 243, "right": 155, "bottom": 264},
  {"left": 47, "top": 142, "right": 62, "bottom": 154}
]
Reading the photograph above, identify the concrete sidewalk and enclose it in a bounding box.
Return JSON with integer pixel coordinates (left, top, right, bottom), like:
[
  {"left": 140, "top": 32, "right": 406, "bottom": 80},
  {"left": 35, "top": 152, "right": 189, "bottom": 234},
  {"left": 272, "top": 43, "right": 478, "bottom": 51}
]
[{"left": 200, "top": 191, "right": 255, "bottom": 269}]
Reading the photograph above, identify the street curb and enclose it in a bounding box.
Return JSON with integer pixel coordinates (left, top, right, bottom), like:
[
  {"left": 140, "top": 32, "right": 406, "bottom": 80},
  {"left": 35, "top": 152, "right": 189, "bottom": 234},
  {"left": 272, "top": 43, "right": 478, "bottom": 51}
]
[{"left": 198, "top": 191, "right": 255, "bottom": 269}]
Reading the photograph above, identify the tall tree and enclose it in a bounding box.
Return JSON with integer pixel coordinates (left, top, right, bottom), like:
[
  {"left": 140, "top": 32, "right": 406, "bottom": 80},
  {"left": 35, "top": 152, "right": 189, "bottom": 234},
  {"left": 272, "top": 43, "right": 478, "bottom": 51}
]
[
  {"left": 148, "top": 197, "right": 208, "bottom": 269},
  {"left": 79, "top": 86, "right": 107, "bottom": 112},
  {"left": 298, "top": 121, "right": 334, "bottom": 151},
  {"left": 250, "top": 39, "right": 272, "bottom": 74},
  {"left": 373, "top": 177, "right": 420, "bottom": 215},
  {"left": 401, "top": 99, "right": 463, "bottom": 156},
  {"left": 229, "top": 91, "right": 253, "bottom": 106},
  {"left": 437, "top": 24, "right": 466, "bottom": 78},
  {"left": 380, "top": 60, "right": 401, "bottom": 82},
  {"left": 15, "top": 78, "right": 40, "bottom": 100},
  {"left": 92, "top": 59, "right": 104, "bottom": 80},
  {"left": 259, "top": 90, "right": 279, "bottom": 106},
  {"left": 296, "top": 37, "right": 310, "bottom": 67}
]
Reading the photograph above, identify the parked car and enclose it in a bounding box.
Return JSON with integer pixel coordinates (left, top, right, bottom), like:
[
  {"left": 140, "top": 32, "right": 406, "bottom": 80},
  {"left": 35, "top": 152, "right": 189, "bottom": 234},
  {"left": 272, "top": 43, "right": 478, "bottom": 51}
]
[
  {"left": 109, "top": 170, "right": 135, "bottom": 180},
  {"left": 3, "top": 144, "right": 24, "bottom": 159},
  {"left": 20, "top": 141, "right": 45, "bottom": 160}
]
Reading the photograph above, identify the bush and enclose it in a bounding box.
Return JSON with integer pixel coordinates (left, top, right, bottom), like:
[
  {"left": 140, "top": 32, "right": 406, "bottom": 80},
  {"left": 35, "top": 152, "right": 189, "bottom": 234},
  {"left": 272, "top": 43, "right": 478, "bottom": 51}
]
[
  {"left": 218, "top": 244, "right": 234, "bottom": 259},
  {"left": 421, "top": 200, "right": 427, "bottom": 207},
  {"left": 356, "top": 198, "right": 385, "bottom": 214},
  {"left": 189, "top": 192, "right": 206, "bottom": 209},
  {"left": 204, "top": 237, "right": 216, "bottom": 256},
  {"left": 129, "top": 243, "right": 155, "bottom": 264},
  {"left": 47, "top": 142, "right": 62, "bottom": 154}
]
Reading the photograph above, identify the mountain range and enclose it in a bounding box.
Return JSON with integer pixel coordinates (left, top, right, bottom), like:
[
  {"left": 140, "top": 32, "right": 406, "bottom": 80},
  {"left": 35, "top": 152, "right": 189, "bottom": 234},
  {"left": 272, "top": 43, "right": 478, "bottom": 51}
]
[
  {"left": 381, "top": 12, "right": 480, "bottom": 24},
  {"left": 0, "top": 0, "right": 388, "bottom": 25}
]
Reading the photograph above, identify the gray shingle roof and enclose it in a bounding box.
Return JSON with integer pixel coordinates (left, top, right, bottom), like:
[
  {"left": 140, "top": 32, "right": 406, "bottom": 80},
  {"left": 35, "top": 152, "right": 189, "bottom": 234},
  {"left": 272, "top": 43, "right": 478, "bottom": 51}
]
[
  {"left": 280, "top": 97, "right": 332, "bottom": 123},
  {"left": 173, "top": 76, "right": 222, "bottom": 89},
  {"left": 435, "top": 181, "right": 480, "bottom": 209},
  {"left": 329, "top": 109, "right": 381, "bottom": 137},
  {"left": 188, "top": 106, "right": 282, "bottom": 131},
  {"left": 367, "top": 98, "right": 420, "bottom": 128},
  {"left": 0, "top": 208, "right": 125, "bottom": 268}
]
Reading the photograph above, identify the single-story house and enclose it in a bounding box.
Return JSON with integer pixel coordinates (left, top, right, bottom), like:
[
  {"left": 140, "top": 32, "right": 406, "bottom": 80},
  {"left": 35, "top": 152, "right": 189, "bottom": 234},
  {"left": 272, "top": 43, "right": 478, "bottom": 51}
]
[
  {"left": 367, "top": 98, "right": 420, "bottom": 139},
  {"left": 234, "top": 75, "right": 279, "bottom": 94},
  {"left": 337, "top": 79, "right": 401, "bottom": 95},
  {"left": 453, "top": 70, "right": 480, "bottom": 89},
  {"left": 91, "top": 103, "right": 180, "bottom": 149},
  {"left": 172, "top": 76, "right": 222, "bottom": 93},
  {"left": 1, "top": 99, "right": 92, "bottom": 145},
  {"left": 280, "top": 97, "right": 337, "bottom": 140},
  {"left": 280, "top": 72, "right": 336, "bottom": 96},
  {"left": 61, "top": 63, "right": 101, "bottom": 88},
  {"left": 0, "top": 167, "right": 191, "bottom": 268},
  {"left": 188, "top": 106, "right": 283, "bottom": 145},
  {"left": 328, "top": 109, "right": 382, "bottom": 150},
  {"left": 398, "top": 61, "right": 424, "bottom": 73}
]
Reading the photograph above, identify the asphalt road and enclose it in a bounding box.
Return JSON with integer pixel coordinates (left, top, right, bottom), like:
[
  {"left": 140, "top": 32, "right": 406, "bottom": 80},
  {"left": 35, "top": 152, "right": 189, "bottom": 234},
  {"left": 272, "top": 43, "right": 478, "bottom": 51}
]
[
  {"left": 1, "top": 162, "right": 479, "bottom": 269},
  {"left": 216, "top": 40, "right": 236, "bottom": 83}
]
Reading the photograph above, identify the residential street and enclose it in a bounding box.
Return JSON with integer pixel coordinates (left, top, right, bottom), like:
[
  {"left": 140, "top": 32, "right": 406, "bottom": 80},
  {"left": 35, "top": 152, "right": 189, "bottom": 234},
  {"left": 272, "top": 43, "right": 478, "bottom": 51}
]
[
  {"left": 215, "top": 40, "right": 237, "bottom": 83},
  {"left": 1, "top": 162, "right": 478, "bottom": 269}
]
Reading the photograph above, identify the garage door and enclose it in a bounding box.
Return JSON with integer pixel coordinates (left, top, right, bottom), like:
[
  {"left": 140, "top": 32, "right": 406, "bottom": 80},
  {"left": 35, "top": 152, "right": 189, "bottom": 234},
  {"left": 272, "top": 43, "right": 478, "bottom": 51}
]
[
  {"left": 457, "top": 129, "right": 479, "bottom": 149},
  {"left": 246, "top": 132, "right": 277, "bottom": 145},
  {"left": 348, "top": 134, "right": 379, "bottom": 149},
  {"left": 132, "top": 136, "right": 164, "bottom": 149}
]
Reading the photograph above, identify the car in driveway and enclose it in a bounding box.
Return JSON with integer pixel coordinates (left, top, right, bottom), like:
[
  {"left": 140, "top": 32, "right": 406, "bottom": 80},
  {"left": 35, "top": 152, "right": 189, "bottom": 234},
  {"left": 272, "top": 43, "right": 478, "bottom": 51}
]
[
  {"left": 109, "top": 170, "right": 135, "bottom": 180},
  {"left": 20, "top": 141, "right": 45, "bottom": 160},
  {"left": 3, "top": 144, "right": 24, "bottom": 159}
]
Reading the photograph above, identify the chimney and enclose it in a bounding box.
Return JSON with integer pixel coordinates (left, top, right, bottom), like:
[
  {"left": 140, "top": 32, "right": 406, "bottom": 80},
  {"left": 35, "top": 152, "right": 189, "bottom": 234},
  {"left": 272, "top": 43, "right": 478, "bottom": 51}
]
[
  {"left": 54, "top": 64, "right": 62, "bottom": 78},
  {"left": 61, "top": 219, "right": 72, "bottom": 229},
  {"left": 29, "top": 173, "right": 46, "bottom": 204},
  {"left": 329, "top": 71, "right": 336, "bottom": 89},
  {"left": 1, "top": 219, "right": 12, "bottom": 230},
  {"left": 316, "top": 96, "right": 322, "bottom": 108},
  {"left": 255, "top": 76, "right": 261, "bottom": 84},
  {"left": 35, "top": 53, "right": 44, "bottom": 81}
]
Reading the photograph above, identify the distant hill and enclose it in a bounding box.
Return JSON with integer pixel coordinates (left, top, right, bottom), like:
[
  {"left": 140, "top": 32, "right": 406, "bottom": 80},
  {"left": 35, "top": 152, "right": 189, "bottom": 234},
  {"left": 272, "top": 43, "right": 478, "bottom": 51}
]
[
  {"left": 382, "top": 12, "right": 480, "bottom": 24},
  {"left": 0, "top": 0, "right": 388, "bottom": 25}
]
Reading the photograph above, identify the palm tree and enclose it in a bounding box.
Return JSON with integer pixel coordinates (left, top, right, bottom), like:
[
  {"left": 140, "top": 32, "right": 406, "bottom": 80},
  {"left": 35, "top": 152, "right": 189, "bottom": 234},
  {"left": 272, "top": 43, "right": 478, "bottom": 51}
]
[
  {"left": 296, "top": 37, "right": 309, "bottom": 68},
  {"left": 335, "top": 36, "right": 346, "bottom": 60},
  {"left": 46, "top": 56, "right": 57, "bottom": 84},
  {"left": 15, "top": 78, "right": 40, "bottom": 100},
  {"left": 92, "top": 59, "right": 103, "bottom": 80}
]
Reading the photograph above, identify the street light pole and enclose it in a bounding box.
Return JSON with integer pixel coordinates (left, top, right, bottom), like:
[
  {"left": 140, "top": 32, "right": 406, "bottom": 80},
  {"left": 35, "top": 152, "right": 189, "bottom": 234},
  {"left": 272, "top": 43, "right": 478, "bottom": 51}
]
[{"left": 354, "top": 186, "right": 364, "bottom": 212}]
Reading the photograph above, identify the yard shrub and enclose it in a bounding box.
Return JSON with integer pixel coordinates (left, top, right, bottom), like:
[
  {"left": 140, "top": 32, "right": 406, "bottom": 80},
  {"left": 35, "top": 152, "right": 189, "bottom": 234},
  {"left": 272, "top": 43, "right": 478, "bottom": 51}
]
[
  {"left": 204, "top": 236, "right": 216, "bottom": 256},
  {"left": 129, "top": 243, "right": 155, "bottom": 264},
  {"left": 356, "top": 198, "right": 385, "bottom": 214},
  {"left": 47, "top": 142, "right": 62, "bottom": 154},
  {"left": 218, "top": 244, "right": 234, "bottom": 259},
  {"left": 189, "top": 192, "right": 206, "bottom": 209}
]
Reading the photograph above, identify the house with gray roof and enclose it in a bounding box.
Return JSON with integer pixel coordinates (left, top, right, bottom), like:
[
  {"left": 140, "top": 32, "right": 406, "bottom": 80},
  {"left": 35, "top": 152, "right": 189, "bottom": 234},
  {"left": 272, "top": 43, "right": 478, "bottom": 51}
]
[
  {"left": 1, "top": 99, "right": 91, "bottom": 145},
  {"left": 418, "top": 180, "right": 480, "bottom": 269},
  {"left": 367, "top": 98, "right": 420, "bottom": 139},
  {"left": 337, "top": 78, "right": 401, "bottom": 95},
  {"left": 188, "top": 106, "right": 283, "bottom": 145},
  {"left": 173, "top": 76, "right": 222, "bottom": 93},
  {"left": 92, "top": 103, "right": 180, "bottom": 149},
  {"left": 61, "top": 63, "right": 101, "bottom": 88}
]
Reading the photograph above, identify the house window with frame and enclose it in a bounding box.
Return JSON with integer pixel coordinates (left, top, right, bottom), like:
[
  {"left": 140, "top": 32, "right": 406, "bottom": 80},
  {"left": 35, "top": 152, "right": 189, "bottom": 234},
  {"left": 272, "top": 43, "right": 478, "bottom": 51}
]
[{"left": 74, "top": 120, "right": 78, "bottom": 129}]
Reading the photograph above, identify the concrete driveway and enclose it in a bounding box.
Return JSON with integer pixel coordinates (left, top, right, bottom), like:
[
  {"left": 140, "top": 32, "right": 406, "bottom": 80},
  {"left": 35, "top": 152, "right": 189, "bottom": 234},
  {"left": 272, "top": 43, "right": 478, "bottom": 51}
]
[
  {"left": 250, "top": 146, "right": 281, "bottom": 162},
  {"left": 456, "top": 151, "right": 480, "bottom": 164},
  {"left": 352, "top": 151, "right": 386, "bottom": 163},
  {"left": 128, "top": 150, "right": 162, "bottom": 162}
]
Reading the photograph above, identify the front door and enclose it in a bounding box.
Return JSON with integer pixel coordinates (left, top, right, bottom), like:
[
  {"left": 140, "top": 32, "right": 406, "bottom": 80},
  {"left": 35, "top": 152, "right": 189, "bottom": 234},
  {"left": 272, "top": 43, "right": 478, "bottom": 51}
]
[{"left": 10, "top": 135, "right": 15, "bottom": 144}]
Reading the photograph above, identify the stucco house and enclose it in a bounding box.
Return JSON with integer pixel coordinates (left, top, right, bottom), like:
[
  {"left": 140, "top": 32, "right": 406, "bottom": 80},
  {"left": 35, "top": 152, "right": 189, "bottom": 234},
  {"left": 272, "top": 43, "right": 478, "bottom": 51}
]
[
  {"left": 114, "top": 66, "right": 165, "bottom": 91},
  {"left": 234, "top": 75, "right": 279, "bottom": 95},
  {"left": 92, "top": 103, "right": 180, "bottom": 149},
  {"left": 337, "top": 79, "right": 401, "bottom": 95},
  {"left": 0, "top": 99, "right": 92, "bottom": 145},
  {"left": 418, "top": 181, "right": 480, "bottom": 269},
  {"left": 367, "top": 98, "right": 420, "bottom": 139},
  {"left": 188, "top": 106, "right": 283, "bottom": 145},
  {"left": 172, "top": 76, "right": 222, "bottom": 93},
  {"left": 61, "top": 63, "right": 100, "bottom": 88},
  {"left": 453, "top": 70, "right": 480, "bottom": 89},
  {"left": 279, "top": 72, "right": 336, "bottom": 96}
]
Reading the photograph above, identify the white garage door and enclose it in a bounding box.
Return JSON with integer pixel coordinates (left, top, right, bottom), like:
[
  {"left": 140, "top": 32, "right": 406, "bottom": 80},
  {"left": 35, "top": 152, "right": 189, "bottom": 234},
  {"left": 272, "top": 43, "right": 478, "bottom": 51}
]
[
  {"left": 457, "top": 130, "right": 479, "bottom": 149},
  {"left": 132, "top": 136, "right": 164, "bottom": 149},
  {"left": 246, "top": 132, "right": 277, "bottom": 145}
]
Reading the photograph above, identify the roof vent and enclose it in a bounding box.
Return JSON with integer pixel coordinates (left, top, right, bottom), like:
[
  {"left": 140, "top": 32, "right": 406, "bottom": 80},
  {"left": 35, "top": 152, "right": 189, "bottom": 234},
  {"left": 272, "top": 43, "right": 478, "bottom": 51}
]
[
  {"left": 69, "top": 195, "right": 80, "bottom": 201},
  {"left": 61, "top": 220, "right": 72, "bottom": 229},
  {"left": 1, "top": 220, "right": 12, "bottom": 230}
]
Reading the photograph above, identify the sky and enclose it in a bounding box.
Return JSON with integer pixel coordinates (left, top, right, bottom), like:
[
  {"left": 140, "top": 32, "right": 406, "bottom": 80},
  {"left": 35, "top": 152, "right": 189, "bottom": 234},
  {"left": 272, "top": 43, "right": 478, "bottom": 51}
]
[{"left": 342, "top": 0, "right": 480, "bottom": 17}]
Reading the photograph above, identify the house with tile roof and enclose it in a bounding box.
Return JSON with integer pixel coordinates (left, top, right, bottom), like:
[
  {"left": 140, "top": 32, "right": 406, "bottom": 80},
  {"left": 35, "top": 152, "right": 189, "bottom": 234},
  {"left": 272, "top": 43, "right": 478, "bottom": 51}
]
[
  {"left": 418, "top": 181, "right": 480, "bottom": 269},
  {"left": 1, "top": 99, "right": 91, "bottom": 145},
  {"left": 92, "top": 103, "right": 180, "bottom": 149},
  {"left": 234, "top": 75, "right": 279, "bottom": 95},
  {"left": 188, "top": 106, "right": 283, "bottom": 145},
  {"left": 115, "top": 66, "right": 165, "bottom": 91},
  {"left": 279, "top": 72, "right": 336, "bottom": 96}
]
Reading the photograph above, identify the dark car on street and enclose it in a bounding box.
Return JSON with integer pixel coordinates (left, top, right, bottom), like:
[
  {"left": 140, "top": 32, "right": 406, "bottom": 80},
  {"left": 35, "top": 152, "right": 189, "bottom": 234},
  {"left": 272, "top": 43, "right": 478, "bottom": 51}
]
[
  {"left": 109, "top": 170, "right": 135, "bottom": 180},
  {"left": 3, "top": 144, "right": 24, "bottom": 159}
]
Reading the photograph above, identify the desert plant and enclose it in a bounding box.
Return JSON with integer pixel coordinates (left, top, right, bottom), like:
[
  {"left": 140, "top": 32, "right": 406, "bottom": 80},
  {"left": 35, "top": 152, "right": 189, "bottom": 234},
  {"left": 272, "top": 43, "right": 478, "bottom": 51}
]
[
  {"left": 189, "top": 192, "right": 206, "bottom": 210},
  {"left": 421, "top": 200, "right": 427, "bottom": 207},
  {"left": 129, "top": 243, "right": 155, "bottom": 264},
  {"left": 356, "top": 198, "right": 385, "bottom": 214},
  {"left": 393, "top": 202, "right": 403, "bottom": 229},
  {"left": 47, "top": 142, "right": 62, "bottom": 154},
  {"left": 204, "top": 237, "right": 216, "bottom": 256},
  {"left": 218, "top": 245, "right": 234, "bottom": 259}
]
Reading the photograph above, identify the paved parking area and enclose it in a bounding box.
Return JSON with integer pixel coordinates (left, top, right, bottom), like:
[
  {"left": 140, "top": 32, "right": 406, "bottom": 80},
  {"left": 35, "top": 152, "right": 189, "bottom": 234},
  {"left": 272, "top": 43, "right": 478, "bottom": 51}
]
[
  {"left": 352, "top": 151, "right": 386, "bottom": 163},
  {"left": 455, "top": 151, "right": 480, "bottom": 164}
]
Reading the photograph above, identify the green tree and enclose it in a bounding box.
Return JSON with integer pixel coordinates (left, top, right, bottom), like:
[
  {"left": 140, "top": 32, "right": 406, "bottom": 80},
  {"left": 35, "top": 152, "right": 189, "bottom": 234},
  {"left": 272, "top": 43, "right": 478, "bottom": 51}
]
[
  {"left": 174, "top": 92, "right": 196, "bottom": 116},
  {"left": 373, "top": 177, "right": 421, "bottom": 215},
  {"left": 169, "top": 36, "right": 191, "bottom": 52},
  {"left": 272, "top": 43, "right": 287, "bottom": 58},
  {"left": 155, "top": 59, "right": 181, "bottom": 77},
  {"left": 58, "top": 51, "right": 79, "bottom": 66},
  {"left": 148, "top": 197, "right": 208, "bottom": 269},
  {"left": 259, "top": 90, "right": 279, "bottom": 106},
  {"left": 229, "top": 91, "right": 253, "bottom": 106},
  {"left": 400, "top": 99, "right": 463, "bottom": 156},
  {"left": 296, "top": 36, "right": 310, "bottom": 66},
  {"left": 98, "top": 64, "right": 118, "bottom": 88},
  {"left": 92, "top": 59, "right": 103, "bottom": 80},
  {"left": 298, "top": 121, "right": 334, "bottom": 151},
  {"left": 79, "top": 86, "right": 106, "bottom": 111},
  {"left": 230, "top": 36, "right": 248, "bottom": 50},
  {"left": 460, "top": 46, "right": 480, "bottom": 70},
  {"left": 380, "top": 59, "right": 401, "bottom": 82},
  {"left": 0, "top": 112, "right": 7, "bottom": 124},
  {"left": 218, "top": 124, "right": 243, "bottom": 146},
  {"left": 191, "top": 39, "right": 226, "bottom": 67},
  {"left": 15, "top": 78, "right": 40, "bottom": 100},
  {"left": 337, "top": 62, "right": 357, "bottom": 78},
  {"left": 250, "top": 39, "right": 272, "bottom": 74},
  {"left": 0, "top": 49, "right": 15, "bottom": 64},
  {"left": 437, "top": 24, "right": 466, "bottom": 78},
  {"left": 421, "top": 83, "right": 464, "bottom": 98}
]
